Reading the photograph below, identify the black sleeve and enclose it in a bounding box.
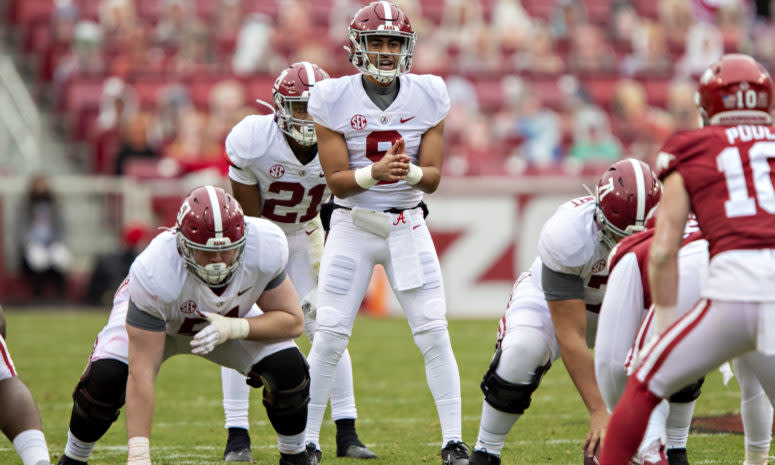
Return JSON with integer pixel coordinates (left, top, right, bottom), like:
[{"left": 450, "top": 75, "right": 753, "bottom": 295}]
[
  {"left": 541, "top": 263, "right": 585, "bottom": 301},
  {"left": 126, "top": 299, "right": 167, "bottom": 332},
  {"left": 265, "top": 270, "right": 287, "bottom": 291}
]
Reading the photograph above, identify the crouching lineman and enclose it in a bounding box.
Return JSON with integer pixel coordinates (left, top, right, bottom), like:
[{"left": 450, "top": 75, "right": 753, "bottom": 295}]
[
  {"left": 597, "top": 214, "right": 773, "bottom": 465},
  {"left": 57, "top": 186, "right": 317, "bottom": 465},
  {"left": 0, "top": 304, "right": 52, "bottom": 465},
  {"left": 469, "top": 159, "right": 661, "bottom": 465}
]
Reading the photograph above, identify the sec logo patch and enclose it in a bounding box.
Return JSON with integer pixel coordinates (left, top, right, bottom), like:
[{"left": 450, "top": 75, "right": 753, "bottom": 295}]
[
  {"left": 180, "top": 300, "right": 197, "bottom": 314},
  {"left": 269, "top": 164, "right": 285, "bottom": 178},
  {"left": 350, "top": 114, "right": 367, "bottom": 130}
]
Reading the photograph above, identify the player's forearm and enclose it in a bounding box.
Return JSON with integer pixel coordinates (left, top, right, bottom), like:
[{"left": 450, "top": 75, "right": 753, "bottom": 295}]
[
  {"left": 648, "top": 248, "right": 679, "bottom": 308},
  {"left": 125, "top": 373, "right": 155, "bottom": 439},
  {"left": 246, "top": 311, "right": 304, "bottom": 341},
  {"left": 327, "top": 170, "right": 367, "bottom": 198},
  {"left": 411, "top": 165, "right": 441, "bottom": 193},
  {"left": 559, "top": 338, "right": 608, "bottom": 415}
]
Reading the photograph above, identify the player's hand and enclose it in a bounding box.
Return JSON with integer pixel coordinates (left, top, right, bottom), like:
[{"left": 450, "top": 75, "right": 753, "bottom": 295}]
[
  {"left": 301, "top": 289, "right": 317, "bottom": 320},
  {"left": 371, "top": 138, "right": 409, "bottom": 182},
  {"left": 190, "top": 311, "right": 249, "bottom": 355},
  {"left": 584, "top": 408, "right": 609, "bottom": 459}
]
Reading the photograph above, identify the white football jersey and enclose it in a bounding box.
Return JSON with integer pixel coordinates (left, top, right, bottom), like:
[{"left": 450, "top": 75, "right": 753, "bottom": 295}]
[
  {"left": 308, "top": 73, "right": 450, "bottom": 211},
  {"left": 534, "top": 196, "right": 611, "bottom": 312},
  {"left": 226, "top": 114, "right": 329, "bottom": 234},
  {"left": 128, "top": 217, "right": 289, "bottom": 335}
]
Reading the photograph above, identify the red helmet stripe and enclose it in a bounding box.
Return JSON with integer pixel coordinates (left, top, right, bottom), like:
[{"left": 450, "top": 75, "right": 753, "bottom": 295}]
[
  {"left": 205, "top": 185, "right": 224, "bottom": 238},
  {"left": 380, "top": 1, "right": 393, "bottom": 25},
  {"left": 629, "top": 159, "right": 646, "bottom": 222}
]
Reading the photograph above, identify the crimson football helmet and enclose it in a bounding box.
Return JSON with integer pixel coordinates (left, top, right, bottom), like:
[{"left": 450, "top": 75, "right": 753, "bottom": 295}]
[
  {"left": 176, "top": 185, "right": 246, "bottom": 287},
  {"left": 697, "top": 53, "right": 774, "bottom": 126},
  {"left": 347, "top": 1, "right": 415, "bottom": 84},
  {"left": 269, "top": 62, "right": 329, "bottom": 146},
  {"left": 595, "top": 159, "right": 662, "bottom": 248}
]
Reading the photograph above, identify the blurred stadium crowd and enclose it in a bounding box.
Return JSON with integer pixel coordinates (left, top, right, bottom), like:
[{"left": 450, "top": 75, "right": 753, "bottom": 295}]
[{"left": 2, "top": 0, "right": 774, "bottom": 303}]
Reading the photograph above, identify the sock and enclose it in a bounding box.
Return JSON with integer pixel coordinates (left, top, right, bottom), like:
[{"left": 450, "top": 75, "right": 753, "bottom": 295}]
[
  {"left": 306, "top": 331, "right": 349, "bottom": 447},
  {"left": 64, "top": 430, "right": 95, "bottom": 463},
  {"left": 13, "top": 429, "right": 50, "bottom": 465},
  {"left": 335, "top": 419, "right": 361, "bottom": 445},
  {"left": 474, "top": 401, "right": 519, "bottom": 456},
  {"left": 599, "top": 379, "right": 662, "bottom": 465},
  {"left": 221, "top": 367, "right": 251, "bottom": 430},
  {"left": 744, "top": 447, "right": 770, "bottom": 465},
  {"left": 639, "top": 400, "right": 668, "bottom": 456},
  {"left": 277, "top": 432, "right": 305, "bottom": 455},
  {"left": 413, "top": 329, "right": 463, "bottom": 447},
  {"left": 665, "top": 401, "right": 695, "bottom": 449},
  {"left": 330, "top": 349, "right": 357, "bottom": 421},
  {"left": 742, "top": 391, "right": 774, "bottom": 456}
]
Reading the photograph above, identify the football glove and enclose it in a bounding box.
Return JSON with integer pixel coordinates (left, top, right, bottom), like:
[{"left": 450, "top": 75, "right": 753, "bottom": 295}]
[{"left": 190, "top": 311, "right": 249, "bottom": 355}]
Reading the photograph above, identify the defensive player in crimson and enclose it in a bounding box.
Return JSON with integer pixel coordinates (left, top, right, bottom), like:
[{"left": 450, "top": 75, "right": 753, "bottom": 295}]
[
  {"left": 56, "top": 186, "right": 316, "bottom": 465},
  {"left": 303, "top": 2, "right": 469, "bottom": 464},
  {"left": 598, "top": 214, "right": 773, "bottom": 465},
  {"left": 599, "top": 54, "right": 775, "bottom": 465},
  {"left": 0, "top": 304, "right": 52, "bottom": 465},
  {"left": 468, "top": 159, "right": 661, "bottom": 465},
  {"left": 223, "top": 61, "right": 375, "bottom": 462}
]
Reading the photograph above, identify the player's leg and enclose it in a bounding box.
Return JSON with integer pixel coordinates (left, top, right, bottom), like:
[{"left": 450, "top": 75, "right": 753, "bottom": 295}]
[
  {"left": 221, "top": 367, "right": 253, "bottom": 462},
  {"left": 662, "top": 378, "right": 703, "bottom": 465},
  {"left": 390, "top": 217, "right": 468, "bottom": 465},
  {"left": 0, "top": 335, "right": 50, "bottom": 465},
  {"left": 600, "top": 299, "right": 758, "bottom": 465},
  {"left": 288, "top": 228, "right": 374, "bottom": 459},
  {"left": 734, "top": 353, "right": 774, "bottom": 465},
  {"left": 306, "top": 212, "right": 377, "bottom": 455}
]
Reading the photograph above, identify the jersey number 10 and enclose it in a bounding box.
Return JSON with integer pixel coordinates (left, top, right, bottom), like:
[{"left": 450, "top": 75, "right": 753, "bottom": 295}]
[{"left": 717, "top": 142, "right": 775, "bottom": 218}]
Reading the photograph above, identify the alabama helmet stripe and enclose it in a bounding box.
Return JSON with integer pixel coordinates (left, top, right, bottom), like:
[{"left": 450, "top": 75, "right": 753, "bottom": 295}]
[
  {"left": 302, "top": 61, "right": 316, "bottom": 85},
  {"left": 205, "top": 185, "right": 224, "bottom": 238},
  {"left": 629, "top": 158, "right": 646, "bottom": 222},
  {"left": 381, "top": 1, "right": 393, "bottom": 25}
]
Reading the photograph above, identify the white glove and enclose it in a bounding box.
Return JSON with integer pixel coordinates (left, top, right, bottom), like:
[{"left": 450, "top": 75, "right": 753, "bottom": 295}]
[
  {"left": 190, "top": 311, "right": 249, "bottom": 355},
  {"left": 127, "top": 437, "right": 151, "bottom": 465},
  {"left": 301, "top": 289, "right": 318, "bottom": 320}
]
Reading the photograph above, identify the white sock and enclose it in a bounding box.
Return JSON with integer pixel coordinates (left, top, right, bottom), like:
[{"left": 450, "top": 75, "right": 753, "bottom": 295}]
[
  {"left": 221, "top": 367, "right": 251, "bottom": 430},
  {"left": 64, "top": 430, "right": 95, "bottom": 462},
  {"left": 742, "top": 391, "right": 773, "bottom": 456},
  {"left": 474, "top": 401, "right": 519, "bottom": 456},
  {"left": 638, "top": 400, "right": 668, "bottom": 456},
  {"left": 413, "top": 329, "right": 462, "bottom": 447},
  {"left": 306, "top": 331, "right": 349, "bottom": 446},
  {"left": 13, "top": 430, "right": 50, "bottom": 465},
  {"left": 744, "top": 447, "right": 770, "bottom": 465},
  {"left": 277, "top": 432, "right": 305, "bottom": 455},
  {"left": 330, "top": 348, "right": 357, "bottom": 421},
  {"left": 665, "top": 401, "right": 695, "bottom": 449}
]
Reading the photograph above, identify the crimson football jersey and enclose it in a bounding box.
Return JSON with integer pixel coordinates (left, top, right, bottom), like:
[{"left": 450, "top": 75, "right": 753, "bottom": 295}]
[{"left": 656, "top": 124, "right": 775, "bottom": 258}]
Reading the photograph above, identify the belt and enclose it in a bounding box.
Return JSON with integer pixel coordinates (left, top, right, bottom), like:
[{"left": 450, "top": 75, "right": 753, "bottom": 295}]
[{"left": 332, "top": 201, "right": 428, "bottom": 218}]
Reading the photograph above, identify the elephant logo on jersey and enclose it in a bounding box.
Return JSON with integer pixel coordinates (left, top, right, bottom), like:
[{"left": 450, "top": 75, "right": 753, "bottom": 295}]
[
  {"left": 180, "top": 300, "right": 198, "bottom": 314},
  {"left": 269, "top": 164, "right": 285, "bottom": 178},
  {"left": 351, "top": 114, "right": 367, "bottom": 130},
  {"left": 591, "top": 259, "right": 606, "bottom": 273}
]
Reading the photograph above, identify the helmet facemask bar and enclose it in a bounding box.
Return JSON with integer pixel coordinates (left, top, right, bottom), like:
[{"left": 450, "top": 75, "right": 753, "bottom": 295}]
[
  {"left": 349, "top": 30, "right": 415, "bottom": 84},
  {"left": 274, "top": 94, "right": 316, "bottom": 146},
  {"left": 176, "top": 233, "right": 247, "bottom": 287}
]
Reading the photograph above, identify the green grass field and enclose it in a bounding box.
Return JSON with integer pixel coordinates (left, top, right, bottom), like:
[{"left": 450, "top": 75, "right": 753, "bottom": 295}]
[{"left": 0, "top": 309, "right": 761, "bottom": 464}]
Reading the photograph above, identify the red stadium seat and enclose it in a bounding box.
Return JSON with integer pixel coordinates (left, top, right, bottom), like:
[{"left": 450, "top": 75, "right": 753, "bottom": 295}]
[
  {"left": 579, "top": 74, "right": 620, "bottom": 111},
  {"left": 521, "top": 0, "right": 553, "bottom": 20},
  {"left": 129, "top": 76, "right": 169, "bottom": 109},
  {"left": 472, "top": 77, "right": 506, "bottom": 113},
  {"left": 638, "top": 75, "right": 672, "bottom": 109},
  {"left": 243, "top": 74, "right": 276, "bottom": 111},
  {"left": 10, "top": 0, "right": 53, "bottom": 26}
]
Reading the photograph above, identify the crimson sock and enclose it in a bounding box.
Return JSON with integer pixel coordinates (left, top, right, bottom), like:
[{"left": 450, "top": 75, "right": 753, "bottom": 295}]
[{"left": 599, "top": 378, "right": 662, "bottom": 465}]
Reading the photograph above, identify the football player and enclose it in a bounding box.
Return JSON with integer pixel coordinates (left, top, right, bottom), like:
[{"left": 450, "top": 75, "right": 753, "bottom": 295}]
[
  {"left": 599, "top": 54, "right": 775, "bottom": 465},
  {"left": 58, "top": 186, "right": 316, "bottom": 465},
  {"left": 303, "top": 2, "right": 469, "bottom": 464},
  {"left": 0, "top": 304, "right": 52, "bottom": 465},
  {"left": 598, "top": 214, "right": 773, "bottom": 465},
  {"left": 469, "top": 159, "right": 661, "bottom": 465},
  {"left": 223, "top": 61, "right": 375, "bottom": 461}
]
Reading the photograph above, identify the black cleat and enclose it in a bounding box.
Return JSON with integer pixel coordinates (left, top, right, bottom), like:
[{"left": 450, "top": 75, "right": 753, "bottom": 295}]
[
  {"left": 280, "top": 450, "right": 314, "bottom": 465},
  {"left": 338, "top": 442, "right": 377, "bottom": 459},
  {"left": 224, "top": 428, "right": 254, "bottom": 462},
  {"left": 57, "top": 456, "right": 87, "bottom": 465},
  {"left": 441, "top": 441, "right": 470, "bottom": 465},
  {"left": 306, "top": 443, "right": 322, "bottom": 464},
  {"left": 666, "top": 448, "right": 689, "bottom": 465},
  {"left": 469, "top": 449, "right": 500, "bottom": 465},
  {"left": 335, "top": 419, "right": 376, "bottom": 458}
]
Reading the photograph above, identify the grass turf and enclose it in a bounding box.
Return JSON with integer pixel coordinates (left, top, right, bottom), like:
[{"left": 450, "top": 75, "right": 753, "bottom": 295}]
[{"left": 0, "top": 309, "right": 755, "bottom": 464}]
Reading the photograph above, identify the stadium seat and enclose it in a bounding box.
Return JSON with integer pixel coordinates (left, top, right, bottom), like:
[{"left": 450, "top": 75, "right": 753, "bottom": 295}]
[
  {"left": 578, "top": 74, "right": 620, "bottom": 111},
  {"left": 9, "top": 0, "right": 53, "bottom": 26},
  {"left": 521, "top": 0, "right": 553, "bottom": 20}
]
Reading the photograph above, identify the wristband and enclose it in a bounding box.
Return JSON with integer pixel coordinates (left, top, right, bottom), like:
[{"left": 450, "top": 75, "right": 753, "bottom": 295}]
[
  {"left": 354, "top": 165, "right": 378, "bottom": 189},
  {"left": 128, "top": 437, "right": 151, "bottom": 465},
  {"left": 405, "top": 163, "right": 423, "bottom": 185},
  {"left": 653, "top": 305, "right": 677, "bottom": 336},
  {"left": 233, "top": 318, "right": 250, "bottom": 340}
]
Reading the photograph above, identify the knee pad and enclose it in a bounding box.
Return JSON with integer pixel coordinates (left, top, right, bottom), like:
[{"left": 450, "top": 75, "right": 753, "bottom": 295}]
[
  {"left": 480, "top": 348, "right": 550, "bottom": 414},
  {"left": 248, "top": 347, "right": 310, "bottom": 433},
  {"left": 668, "top": 377, "right": 704, "bottom": 404},
  {"left": 72, "top": 359, "right": 127, "bottom": 424}
]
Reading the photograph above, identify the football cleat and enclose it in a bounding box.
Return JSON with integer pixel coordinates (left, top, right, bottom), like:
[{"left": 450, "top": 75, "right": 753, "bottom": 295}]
[
  {"left": 339, "top": 443, "right": 378, "bottom": 459},
  {"left": 280, "top": 450, "right": 315, "bottom": 465},
  {"left": 57, "top": 456, "right": 87, "bottom": 465},
  {"left": 470, "top": 449, "right": 501, "bottom": 465},
  {"left": 306, "top": 443, "right": 322, "bottom": 464},
  {"left": 224, "top": 448, "right": 254, "bottom": 463},
  {"left": 666, "top": 447, "right": 689, "bottom": 465},
  {"left": 224, "top": 428, "right": 253, "bottom": 462},
  {"left": 441, "top": 441, "right": 470, "bottom": 465}
]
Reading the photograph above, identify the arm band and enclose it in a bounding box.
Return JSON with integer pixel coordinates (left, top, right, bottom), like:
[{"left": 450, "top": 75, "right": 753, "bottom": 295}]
[
  {"left": 405, "top": 163, "right": 423, "bottom": 185},
  {"left": 354, "top": 165, "right": 378, "bottom": 189}
]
